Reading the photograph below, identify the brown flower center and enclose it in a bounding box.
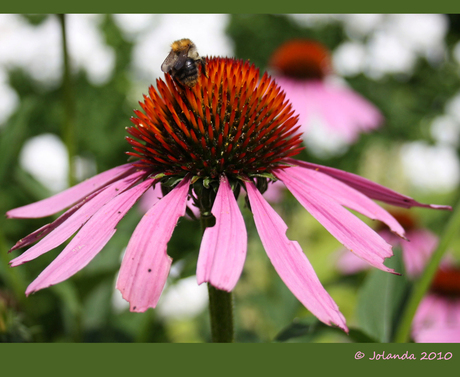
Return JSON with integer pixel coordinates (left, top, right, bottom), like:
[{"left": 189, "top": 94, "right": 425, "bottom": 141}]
[
  {"left": 269, "top": 40, "right": 332, "bottom": 80},
  {"left": 126, "top": 57, "right": 303, "bottom": 181},
  {"left": 431, "top": 267, "right": 460, "bottom": 297},
  {"left": 376, "top": 211, "right": 418, "bottom": 232}
]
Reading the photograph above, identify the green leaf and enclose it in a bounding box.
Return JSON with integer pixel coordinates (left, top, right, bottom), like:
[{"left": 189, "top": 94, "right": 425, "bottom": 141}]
[
  {"left": 250, "top": 172, "right": 277, "bottom": 181},
  {"left": 356, "top": 249, "right": 410, "bottom": 343},
  {"left": 50, "top": 281, "right": 82, "bottom": 341},
  {"left": 274, "top": 319, "right": 319, "bottom": 342},
  {"left": 274, "top": 318, "right": 378, "bottom": 343}
]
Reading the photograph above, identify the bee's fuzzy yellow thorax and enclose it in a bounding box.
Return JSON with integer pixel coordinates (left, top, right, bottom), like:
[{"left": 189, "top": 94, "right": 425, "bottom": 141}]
[{"left": 171, "top": 38, "right": 193, "bottom": 52}]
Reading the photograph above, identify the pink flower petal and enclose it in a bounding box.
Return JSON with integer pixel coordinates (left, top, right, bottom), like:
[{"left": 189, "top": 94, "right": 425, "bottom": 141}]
[
  {"left": 245, "top": 180, "right": 348, "bottom": 331},
  {"left": 413, "top": 327, "right": 460, "bottom": 343},
  {"left": 281, "top": 166, "right": 405, "bottom": 238},
  {"left": 285, "top": 158, "right": 452, "bottom": 210},
  {"left": 10, "top": 170, "right": 146, "bottom": 267},
  {"left": 275, "top": 168, "right": 397, "bottom": 273},
  {"left": 306, "top": 81, "right": 357, "bottom": 140},
  {"left": 275, "top": 79, "right": 382, "bottom": 142},
  {"left": 25, "top": 179, "right": 154, "bottom": 295},
  {"left": 400, "top": 229, "right": 438, "bottom": 278},
  {"left": 116, "top": 176, "right": 190, "bottom": 312},
  {"left": 7, "top": 163, "right": 137, "bottom": 219},
  {"left": 263, "top": 179, "right": 286, "bottom": 203},
  {"left": 197, "top": 175, "right": 247, "bottom": 291},
  {"left": 336, "top": 250, "right": 371, "bottom": 275},
  {"left": 138, "top": 184, "right": 200, "bottom": 219},
  {"left": 138, "top": 183, "right": 163, "bottom": 213},
  {"left": 412, "top": 294, "right": 439, "bottom": 331},
  {"left": 8, "top": 194, "right": 94, "bottom": 252},
  {"left": 274, "top": 77, "right": 310, "bottom": 127},
  {"left": 412, "top": 294, "right": 460, "bottom": 342},
  {"left": 312, "top": 81, "right": 382, "bottom": 141}
]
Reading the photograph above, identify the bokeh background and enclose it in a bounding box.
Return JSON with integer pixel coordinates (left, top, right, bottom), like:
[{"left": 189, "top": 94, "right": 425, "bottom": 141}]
[{"left": 0, "top": 14, "right": 459, "bottom": 343}]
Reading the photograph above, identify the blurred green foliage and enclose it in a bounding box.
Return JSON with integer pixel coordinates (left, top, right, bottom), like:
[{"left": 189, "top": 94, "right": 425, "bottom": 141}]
[{"left": 0, "top": 14, "right": 459, "bottom": 343}]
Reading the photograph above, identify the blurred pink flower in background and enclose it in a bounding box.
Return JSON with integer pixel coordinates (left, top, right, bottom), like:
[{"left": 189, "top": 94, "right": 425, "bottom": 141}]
[
  {"left": 413, "top": 266, "right": 460, "bottom": 342},
  {"left": 262, "top": 180, "right": 286, "bottom": 203},
  {"left": 337, "top": 211, "right": 460, "bottom": 342},
  {"left": 269, "top": 39, "right": 383, "bottom": 149}
]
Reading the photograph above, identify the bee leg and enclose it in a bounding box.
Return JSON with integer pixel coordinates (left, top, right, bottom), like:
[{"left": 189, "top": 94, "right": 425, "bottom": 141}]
[
  {"left": 175, "top": 79, "right": 187, "bottom": 91},
  {"left": 170, "top": 73, "right": 187, "bottom": 90}
]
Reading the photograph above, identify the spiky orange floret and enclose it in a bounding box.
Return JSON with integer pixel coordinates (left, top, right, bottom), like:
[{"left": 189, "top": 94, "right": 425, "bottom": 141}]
[
  {"left": 269, "top": 40, "right": 332, "bottom": 80},
  {"left": 127, "top": 57, "right": 304, "bottom": 179}
]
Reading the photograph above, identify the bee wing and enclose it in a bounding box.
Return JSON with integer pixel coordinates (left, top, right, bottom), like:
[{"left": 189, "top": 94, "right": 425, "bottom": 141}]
[
  {"left": 172, "top": 48, "right": 189, "bottom": 70},
  {"left": 161, "top": 50, "right": 177, "bottom": 73}
]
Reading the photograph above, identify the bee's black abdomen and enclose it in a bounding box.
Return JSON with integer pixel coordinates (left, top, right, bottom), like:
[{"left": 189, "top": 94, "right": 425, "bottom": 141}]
[{"left": 174, "top": 58, "right": 199, "bottom": 87}]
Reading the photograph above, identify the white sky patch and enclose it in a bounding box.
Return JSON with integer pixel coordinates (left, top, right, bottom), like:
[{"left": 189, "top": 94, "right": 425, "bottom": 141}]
[
  {"left": 365, "top": 31, "right": 417, "bottom": 78},
  {"left": 67, "top": 15, "right": 115, "bottom": 86},
  {"left": 111, "top": 256, "right": 207, "bottom": 320},
  {"left": 303, "top": 115, "right": 350, "bottom": 159},
  {"left": 0, "top": 69, "right": 19, "bottom": 126},
  {"left": 303, "top": 14, "right": 449, "bottom": 79},
  {"left": 111, "top": 286, "right": 128, "bottom": 313},
  {"left": 288, "top": 14, "right": 339, "bottom": 27},
  {"left": 430, "top": 92, "right": 460, "bottom": 148},
  {"left": 112, "top": 247, "right": 129, "bottom": 313},
  {"left": 454, "top": 41, "right": 460, "bottom": 65},
  {"left": 131, "top": 14, "right": 233, "bottom": 81},
  {"left": 112, "top": 265, "right": 209, "bottom": 320},
  {"left": 0, "top": 14, "right": 115, "bottom": 89},
  {"left": 366, "top": 14, "right": 447, "bottom": 78},
  {"left": 341, "top": 14, "right": 384, "bottom": 38},
  {"left": 73, "top": 155, "right": 97, "bottom": 182},
  {"left": 19, "top": 133, "right": 69, "bottom": 192},
  {"left": 430, "top": 115, "right": 460, "bottom": 148},
  {"left": 0, "top": 14, "right": 61, "bottom": 87},
  {"left": 333, "top": 41, "right": 366, "bottom": 76},
  {"left": 156, "top": 276, "right": 209, "bottom": 320},
  {"left": 112, "top": 275, "right": 209, "bottom": 320},
  {"left": 400, "top": 141, "right": 460, "bottom": 193},
  {"left": 391, "top": 14, "right": 447, "bottom": 56},
  {"left": 112, "top": 14, "right": 157, "bottom": 41},
  {"left": 445, "top": 92, "right": 460, "bottom": 123}
]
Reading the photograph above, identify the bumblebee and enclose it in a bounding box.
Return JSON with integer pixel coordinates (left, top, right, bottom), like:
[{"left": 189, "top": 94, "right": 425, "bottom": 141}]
[{"left": 161, "top": 38, "right": 207, "bottom": 88}]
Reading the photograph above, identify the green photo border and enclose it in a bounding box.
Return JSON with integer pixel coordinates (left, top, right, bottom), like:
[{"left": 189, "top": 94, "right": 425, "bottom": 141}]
[{"left": 1, "top": 2, "right": 460, "bottom": 375}]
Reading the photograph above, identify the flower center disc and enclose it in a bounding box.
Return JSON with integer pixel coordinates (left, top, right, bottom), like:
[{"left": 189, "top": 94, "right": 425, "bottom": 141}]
[
  {"left": 431, "top": 267, "right": 460, "bottom": 297},
  {"left": 127, "top": 57, "right": 304, "bottom": 181},
  {"left": 269, "top": 40, "right": 332, "bottom": 80}
]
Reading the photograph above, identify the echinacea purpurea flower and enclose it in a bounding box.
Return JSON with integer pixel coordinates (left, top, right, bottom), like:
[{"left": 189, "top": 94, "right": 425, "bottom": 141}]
[
  {"left": 413, "top": 265, "right": 460, "bottom": 342},
  {"left": 337, "top": 211, "right": 460, "bottom": 342},
  {"left": 7, "top": 56, "right": 450, "bottom": 332},
  {"left": 269, "top": 39, "right": 383, "bottom": 145}
]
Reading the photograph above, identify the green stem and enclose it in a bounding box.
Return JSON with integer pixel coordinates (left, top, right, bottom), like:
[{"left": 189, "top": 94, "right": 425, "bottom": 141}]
[
  {"left": 58, "top": 14, "right": 76, "bottom": 187},
  {"left": 207, "top": 284, "right": 234, "bottom": 343},
  {"left": 201, "top": 213, "right": 234, "bottom": 343},
  {"left": 394, "top": 198, "right": 460, "bottom": 343}
]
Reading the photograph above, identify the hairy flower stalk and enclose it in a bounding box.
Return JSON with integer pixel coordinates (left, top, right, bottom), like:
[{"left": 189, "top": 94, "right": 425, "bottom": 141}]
[{"left": 6, "top": 56, "right": 451, "bottom": 335}]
